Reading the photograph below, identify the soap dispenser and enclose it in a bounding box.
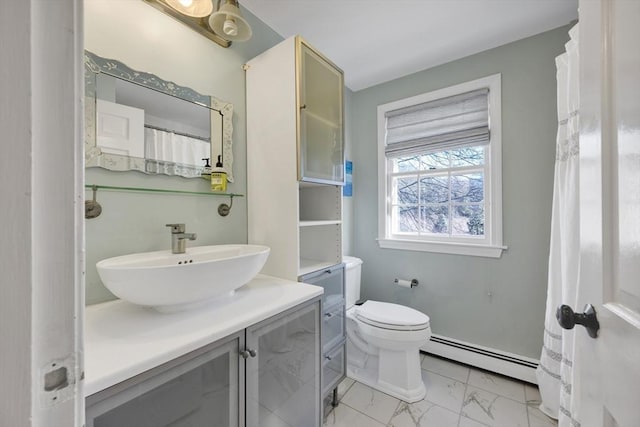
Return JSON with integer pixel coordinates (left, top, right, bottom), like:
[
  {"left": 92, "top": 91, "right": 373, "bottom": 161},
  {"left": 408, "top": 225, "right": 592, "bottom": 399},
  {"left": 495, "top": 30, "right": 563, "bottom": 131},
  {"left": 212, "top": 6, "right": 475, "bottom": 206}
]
[
  {"left": 201, "top": 158, "right": 212, "bottom": 180},
  {"left": 210, "top": 155, "right": 227, "bottom": 192}
]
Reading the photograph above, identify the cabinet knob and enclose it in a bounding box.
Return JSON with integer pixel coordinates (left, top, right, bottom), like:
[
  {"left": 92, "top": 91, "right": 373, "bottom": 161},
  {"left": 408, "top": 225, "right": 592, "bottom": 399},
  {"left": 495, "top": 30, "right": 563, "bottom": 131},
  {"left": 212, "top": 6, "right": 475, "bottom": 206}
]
[
  {"left": 324, "top": 355, "right": 332, "bottom": 361},
  {"left": 240, "top": 349, "right": 257, "bottom": 359},
  {"left": 325, "top": 312, "right": 333, "bottom": 318},
  {"left": 300, "top": 104, "right": 307, "bottom": 110}
]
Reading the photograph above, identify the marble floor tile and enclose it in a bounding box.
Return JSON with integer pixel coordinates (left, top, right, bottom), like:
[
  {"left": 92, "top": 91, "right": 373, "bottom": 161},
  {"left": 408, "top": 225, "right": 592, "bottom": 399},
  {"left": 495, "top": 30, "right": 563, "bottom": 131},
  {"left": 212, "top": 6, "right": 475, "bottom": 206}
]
[
  {"left": 259, "top": 404, "right": 291, "bottom": 427},
  {"left": 388, "top": 400, "right": 459, "bottom": 427},
  {"left": 467, "top": 368, "right": 526, "bottom": 403},
  {"left": 528, "top": 405, "right": 558, "bottom": 427},
  {"left": 421, "top": 354, "right": 470, "bottom": 383},
  {"left": 323, "top": 404, "right": 385, "bottom": 427},
  {"left": 340, "top": 382, "right": 400, "bottom": 425},
  {"left": 524, "top": 384, "right": 542, "bottom": 404},
  {"left": 337, "top": 377, "right": 355, "bottom": 400},
  {"left": 459, "top": 415, "right": 490, "bottom": 427},
  {"left": 461, "top": 385, "right": 529, "bottom": 427},
  {"left": 421, "top": 370, "right": 467, "bottom": 413}
]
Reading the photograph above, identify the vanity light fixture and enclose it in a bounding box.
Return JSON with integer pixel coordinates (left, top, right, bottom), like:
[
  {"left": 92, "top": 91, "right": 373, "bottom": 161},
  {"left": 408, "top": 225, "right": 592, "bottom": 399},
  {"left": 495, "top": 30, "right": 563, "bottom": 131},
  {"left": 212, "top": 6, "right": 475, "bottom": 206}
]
[
  {"left": 164, "top": 0, "right": 213, "bottom": 17},
  {"left": 208, "top": 0, "right": 252, "bottom": 42},
  {"left": 143, "top": 0, "right": 252, "bottom": 48}
]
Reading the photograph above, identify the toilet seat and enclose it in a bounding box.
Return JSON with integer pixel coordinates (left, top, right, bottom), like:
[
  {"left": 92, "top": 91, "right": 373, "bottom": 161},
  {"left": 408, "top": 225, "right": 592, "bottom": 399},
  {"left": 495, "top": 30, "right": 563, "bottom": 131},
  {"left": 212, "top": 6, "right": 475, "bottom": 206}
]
[{"left": 355, "top": 301, "right": 430, "bottom": 331}]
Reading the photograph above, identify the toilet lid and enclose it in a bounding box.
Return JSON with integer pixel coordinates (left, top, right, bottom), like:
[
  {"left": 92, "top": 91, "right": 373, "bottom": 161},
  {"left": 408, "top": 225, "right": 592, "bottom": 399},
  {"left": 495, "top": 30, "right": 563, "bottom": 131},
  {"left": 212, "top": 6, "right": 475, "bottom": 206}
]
[{"left": 355, "top": 301, "right": 430, "bottom": 329}]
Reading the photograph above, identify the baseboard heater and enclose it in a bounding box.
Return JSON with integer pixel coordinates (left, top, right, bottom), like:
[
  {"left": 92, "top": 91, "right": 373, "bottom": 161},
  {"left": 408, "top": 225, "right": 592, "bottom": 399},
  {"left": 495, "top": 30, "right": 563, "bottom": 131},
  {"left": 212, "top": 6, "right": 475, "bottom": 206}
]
[{"left": 421, "top": 334, "right": 539, "bottom": 384}]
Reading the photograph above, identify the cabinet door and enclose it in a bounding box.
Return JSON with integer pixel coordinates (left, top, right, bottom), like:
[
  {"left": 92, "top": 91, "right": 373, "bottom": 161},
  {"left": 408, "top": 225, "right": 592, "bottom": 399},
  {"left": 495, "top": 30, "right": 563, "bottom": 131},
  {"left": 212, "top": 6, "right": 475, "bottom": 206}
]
[
  {"left": 245, "top": 298, "right": 322, "bottom": 427},
  {"left": 86, "top": 333, "right": 243, "bottom": 427},
  {"left": 298, "top": 39, "right": 344, "bottom": 185}
]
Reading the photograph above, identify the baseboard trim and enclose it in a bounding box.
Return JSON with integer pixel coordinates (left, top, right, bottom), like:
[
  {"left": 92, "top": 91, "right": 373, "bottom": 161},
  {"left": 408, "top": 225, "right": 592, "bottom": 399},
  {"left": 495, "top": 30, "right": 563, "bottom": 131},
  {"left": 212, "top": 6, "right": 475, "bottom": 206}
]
[{"left": 421, "top": 334, "right": 539, "bottom": 384}]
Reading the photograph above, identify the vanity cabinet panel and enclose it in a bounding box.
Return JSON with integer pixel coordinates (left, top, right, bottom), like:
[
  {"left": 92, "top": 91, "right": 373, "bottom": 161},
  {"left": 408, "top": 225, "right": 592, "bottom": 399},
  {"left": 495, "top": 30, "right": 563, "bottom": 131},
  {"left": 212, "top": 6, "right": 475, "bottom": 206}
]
[
  {"left": 86, "top": 333, "right": 243, "bottom": 427},
  {"left": 245, "top": 299, "right": 322, "bottom": 427},
  {"left": 247, "top": 35, "right": 344, "bottom": 280}
]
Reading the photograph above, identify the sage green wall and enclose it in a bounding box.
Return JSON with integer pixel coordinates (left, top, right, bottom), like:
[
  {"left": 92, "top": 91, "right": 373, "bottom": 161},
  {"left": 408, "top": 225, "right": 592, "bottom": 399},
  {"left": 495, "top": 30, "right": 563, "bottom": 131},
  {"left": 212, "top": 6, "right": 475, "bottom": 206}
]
[
  {"left": 343, "top": 88, "right": 355, "bottom": 256},
  {"left": 351, "top": 25, "right": 571, "bottom": 359},
  {"left": 84, "top": 0, "right": 282, "bottom": 304}
]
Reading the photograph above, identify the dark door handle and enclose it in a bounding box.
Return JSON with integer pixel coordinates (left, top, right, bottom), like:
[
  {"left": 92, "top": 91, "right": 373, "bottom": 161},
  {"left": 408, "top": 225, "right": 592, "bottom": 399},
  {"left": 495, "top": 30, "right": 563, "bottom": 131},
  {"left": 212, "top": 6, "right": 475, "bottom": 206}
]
[{"left": 556, "top": 303, "right": 600, "bottom": 339}]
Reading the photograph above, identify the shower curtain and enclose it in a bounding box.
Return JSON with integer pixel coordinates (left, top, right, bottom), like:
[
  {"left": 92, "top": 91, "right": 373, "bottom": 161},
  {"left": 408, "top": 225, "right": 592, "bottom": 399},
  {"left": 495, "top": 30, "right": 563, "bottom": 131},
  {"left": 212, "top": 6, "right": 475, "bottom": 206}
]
[{"left": 536, "top": 24, "right": 582, "bottom": 427}]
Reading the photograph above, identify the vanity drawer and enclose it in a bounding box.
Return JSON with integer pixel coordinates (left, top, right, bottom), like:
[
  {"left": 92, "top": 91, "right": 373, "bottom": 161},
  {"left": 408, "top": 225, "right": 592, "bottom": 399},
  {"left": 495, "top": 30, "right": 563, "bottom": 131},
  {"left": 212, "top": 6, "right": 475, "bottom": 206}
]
[
  {"left": 299, "top": 263, "right": 344, "bottom": 308},
  {"left": 323, "top": 303, "right": 345, "bottom": 351},
  {"left": 322, "top": 343, "right": 345, "bottom": 396}
]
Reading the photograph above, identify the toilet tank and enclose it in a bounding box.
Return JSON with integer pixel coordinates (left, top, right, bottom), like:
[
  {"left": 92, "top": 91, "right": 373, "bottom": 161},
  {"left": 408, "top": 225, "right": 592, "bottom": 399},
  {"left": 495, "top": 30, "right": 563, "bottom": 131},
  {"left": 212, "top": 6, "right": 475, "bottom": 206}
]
[{"left": 343, "top": 256, "right": 363, "bottom": 309}]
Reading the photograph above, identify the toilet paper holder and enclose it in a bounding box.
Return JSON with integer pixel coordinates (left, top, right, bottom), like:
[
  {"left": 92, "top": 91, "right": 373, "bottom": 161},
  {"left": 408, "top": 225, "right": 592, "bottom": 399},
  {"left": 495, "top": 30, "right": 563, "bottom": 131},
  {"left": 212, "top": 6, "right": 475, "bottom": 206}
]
[{"left": 394, "top": 278, "right": 419, "bottom": 288}]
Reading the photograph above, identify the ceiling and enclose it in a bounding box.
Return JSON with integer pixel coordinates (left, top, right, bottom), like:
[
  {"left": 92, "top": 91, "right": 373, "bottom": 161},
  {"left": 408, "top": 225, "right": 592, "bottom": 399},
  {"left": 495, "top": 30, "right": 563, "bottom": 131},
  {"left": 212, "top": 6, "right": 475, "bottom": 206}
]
[{"left": 240, "top": 0, "right": 578, "bottom": 91}]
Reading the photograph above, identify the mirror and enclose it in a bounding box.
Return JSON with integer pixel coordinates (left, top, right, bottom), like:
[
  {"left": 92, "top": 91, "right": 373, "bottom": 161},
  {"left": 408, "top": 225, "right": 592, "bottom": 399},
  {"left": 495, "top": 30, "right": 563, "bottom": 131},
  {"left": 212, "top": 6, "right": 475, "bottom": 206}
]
[{"left": 84, "top": 50, "right": 234, "bottom": 181}]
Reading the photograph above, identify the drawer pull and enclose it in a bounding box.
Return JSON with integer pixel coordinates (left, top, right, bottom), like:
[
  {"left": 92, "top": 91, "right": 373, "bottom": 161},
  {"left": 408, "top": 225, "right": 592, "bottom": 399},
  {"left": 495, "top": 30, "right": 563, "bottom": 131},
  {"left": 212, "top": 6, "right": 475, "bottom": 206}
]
[
  {"left": 324, "top": 269, "right": 332, "bottom": 275},
  {"left": 324, "top": 312, "right": 333, "bottom": 318}
]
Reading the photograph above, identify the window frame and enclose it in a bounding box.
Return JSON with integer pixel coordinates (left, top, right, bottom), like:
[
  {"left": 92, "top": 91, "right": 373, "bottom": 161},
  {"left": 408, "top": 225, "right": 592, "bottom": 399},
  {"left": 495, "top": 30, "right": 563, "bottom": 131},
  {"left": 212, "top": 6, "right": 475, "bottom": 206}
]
[{"left": 377, "top": 74, "right": 505, "bottom": 258}]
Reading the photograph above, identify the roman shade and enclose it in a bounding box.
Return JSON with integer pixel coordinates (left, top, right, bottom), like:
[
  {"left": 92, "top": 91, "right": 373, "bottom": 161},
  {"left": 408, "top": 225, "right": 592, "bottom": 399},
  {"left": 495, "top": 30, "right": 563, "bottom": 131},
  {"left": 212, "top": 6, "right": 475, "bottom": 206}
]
[{"left": 384, "top": 88, "right": 490, "bottom": 158}]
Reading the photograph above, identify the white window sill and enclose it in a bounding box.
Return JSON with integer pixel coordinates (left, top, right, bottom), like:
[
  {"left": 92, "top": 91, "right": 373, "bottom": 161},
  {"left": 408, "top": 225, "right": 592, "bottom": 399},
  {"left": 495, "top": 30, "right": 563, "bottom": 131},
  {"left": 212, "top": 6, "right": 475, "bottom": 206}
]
[{"left": 377, "top": 238, "right": 507, "bottom": 258}]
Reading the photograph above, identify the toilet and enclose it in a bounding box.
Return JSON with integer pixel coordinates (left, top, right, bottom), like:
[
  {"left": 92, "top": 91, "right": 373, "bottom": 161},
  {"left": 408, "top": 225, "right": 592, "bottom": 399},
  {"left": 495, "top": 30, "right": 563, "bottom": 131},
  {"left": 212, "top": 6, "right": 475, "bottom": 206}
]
[{"left": 344, "top": 256, "right": 431, "bottom": 403}]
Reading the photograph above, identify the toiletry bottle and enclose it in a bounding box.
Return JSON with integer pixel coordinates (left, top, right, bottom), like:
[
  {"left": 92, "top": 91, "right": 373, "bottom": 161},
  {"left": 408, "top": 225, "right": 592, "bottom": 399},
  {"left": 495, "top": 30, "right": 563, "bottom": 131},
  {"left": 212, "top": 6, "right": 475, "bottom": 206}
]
[
  {"left": 210, "top": 155, "right": 227, "bottom": 192},
  {"left": 201, "top": 158, "right": 212, "bottom": 180}
]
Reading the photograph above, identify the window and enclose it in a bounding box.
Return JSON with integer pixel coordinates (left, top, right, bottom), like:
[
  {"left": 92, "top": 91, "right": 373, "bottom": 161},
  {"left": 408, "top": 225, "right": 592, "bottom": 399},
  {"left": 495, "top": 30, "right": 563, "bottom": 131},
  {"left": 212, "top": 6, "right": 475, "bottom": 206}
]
[{"left": 377, "top": 74, "right": 505, "bottom": 257}]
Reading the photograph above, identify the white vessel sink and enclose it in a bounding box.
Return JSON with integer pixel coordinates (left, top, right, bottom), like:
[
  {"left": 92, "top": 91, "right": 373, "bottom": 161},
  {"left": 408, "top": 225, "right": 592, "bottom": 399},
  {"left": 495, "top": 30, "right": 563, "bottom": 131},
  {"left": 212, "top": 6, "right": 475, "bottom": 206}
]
[{"left": 96, "top": 244, "right": 270, "bottom": 312}]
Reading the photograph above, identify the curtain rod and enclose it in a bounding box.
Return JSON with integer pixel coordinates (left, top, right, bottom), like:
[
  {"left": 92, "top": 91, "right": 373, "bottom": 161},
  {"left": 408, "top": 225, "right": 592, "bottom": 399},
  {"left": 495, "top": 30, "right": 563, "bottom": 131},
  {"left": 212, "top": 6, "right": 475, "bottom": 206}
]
[{"left": 144, "top": 124, "right": 210, "bottom": 142}]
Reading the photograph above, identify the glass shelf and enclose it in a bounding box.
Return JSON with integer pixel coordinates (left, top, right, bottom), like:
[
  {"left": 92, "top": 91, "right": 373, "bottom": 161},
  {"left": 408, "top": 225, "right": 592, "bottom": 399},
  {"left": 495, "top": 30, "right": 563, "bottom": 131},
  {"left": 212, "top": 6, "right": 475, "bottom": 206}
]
[
  {"left": 84, "top": 184, "right": 243, "bottom": 198},
  {"left": 84, "top": 184, "right": 242, "bottom": 219}
]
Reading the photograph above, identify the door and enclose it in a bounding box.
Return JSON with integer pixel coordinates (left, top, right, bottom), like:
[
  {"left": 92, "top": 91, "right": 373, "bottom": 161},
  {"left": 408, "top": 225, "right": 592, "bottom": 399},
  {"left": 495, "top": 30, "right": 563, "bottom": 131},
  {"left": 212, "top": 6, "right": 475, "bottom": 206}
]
[
  {"left": 574, "top": 1, "right": 640, "bottom": 425},
  {"left": 245, "top": 298, "right": 322, "bottom": 427},
  {"left": 95, "top": 99, "right": 145, "bottom": 158}
]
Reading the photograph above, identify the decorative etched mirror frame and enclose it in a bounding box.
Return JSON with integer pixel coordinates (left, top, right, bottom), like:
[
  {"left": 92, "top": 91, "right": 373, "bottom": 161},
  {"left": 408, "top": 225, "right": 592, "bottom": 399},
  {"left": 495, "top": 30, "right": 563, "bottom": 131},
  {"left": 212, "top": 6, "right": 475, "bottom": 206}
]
[{"left": 84, "top": 50, "right": 234, "bottom": 181}]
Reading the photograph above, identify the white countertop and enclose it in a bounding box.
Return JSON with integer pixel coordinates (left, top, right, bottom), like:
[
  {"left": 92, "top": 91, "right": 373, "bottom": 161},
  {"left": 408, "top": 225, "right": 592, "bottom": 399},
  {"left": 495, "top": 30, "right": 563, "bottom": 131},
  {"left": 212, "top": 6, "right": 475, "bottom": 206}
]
[{"left": 84, "top": 274, "right": 323, "bottom": 397}]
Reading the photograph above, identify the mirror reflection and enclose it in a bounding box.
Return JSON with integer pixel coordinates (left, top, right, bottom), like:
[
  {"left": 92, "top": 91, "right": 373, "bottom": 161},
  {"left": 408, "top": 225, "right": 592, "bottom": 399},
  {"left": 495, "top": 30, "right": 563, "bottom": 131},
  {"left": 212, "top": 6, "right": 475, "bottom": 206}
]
[{"left": 84, "top": 51, "right": 234, "bottom": 180}]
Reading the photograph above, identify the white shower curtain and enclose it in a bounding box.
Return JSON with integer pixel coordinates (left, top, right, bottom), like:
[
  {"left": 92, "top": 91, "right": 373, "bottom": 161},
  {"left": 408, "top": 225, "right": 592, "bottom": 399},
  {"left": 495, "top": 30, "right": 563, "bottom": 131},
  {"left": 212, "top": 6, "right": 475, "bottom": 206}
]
[{"left": 536, "top": 24, "right": 582, "bottom": 427}]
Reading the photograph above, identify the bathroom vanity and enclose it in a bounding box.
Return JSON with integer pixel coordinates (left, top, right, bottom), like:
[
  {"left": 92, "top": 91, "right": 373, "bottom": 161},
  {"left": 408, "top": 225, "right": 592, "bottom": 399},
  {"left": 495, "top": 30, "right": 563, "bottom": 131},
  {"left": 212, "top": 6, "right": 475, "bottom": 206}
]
[{"left": 84, "top": 275, "right": 323, "bottom": 427}]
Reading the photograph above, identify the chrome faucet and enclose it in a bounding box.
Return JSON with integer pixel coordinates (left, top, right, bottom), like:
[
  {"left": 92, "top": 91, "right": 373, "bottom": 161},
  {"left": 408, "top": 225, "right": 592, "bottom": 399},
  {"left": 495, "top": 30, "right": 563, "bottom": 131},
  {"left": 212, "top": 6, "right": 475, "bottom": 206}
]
[{"left": 165, "top": 223, "right": 197, "bottom": 254}]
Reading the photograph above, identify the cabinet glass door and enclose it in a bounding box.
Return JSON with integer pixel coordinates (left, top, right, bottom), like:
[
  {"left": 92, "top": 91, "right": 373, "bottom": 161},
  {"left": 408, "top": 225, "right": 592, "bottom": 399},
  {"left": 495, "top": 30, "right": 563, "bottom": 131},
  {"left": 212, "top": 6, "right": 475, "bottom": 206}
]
[
  {"left": 86, "top": 334, "right": 242, "bottom": 427},
  {"left": 298, "top": 40, "right": 344, "bottom": 185},
  {"left": 245, "top": 299, "right": 321, "bottom": 427}
]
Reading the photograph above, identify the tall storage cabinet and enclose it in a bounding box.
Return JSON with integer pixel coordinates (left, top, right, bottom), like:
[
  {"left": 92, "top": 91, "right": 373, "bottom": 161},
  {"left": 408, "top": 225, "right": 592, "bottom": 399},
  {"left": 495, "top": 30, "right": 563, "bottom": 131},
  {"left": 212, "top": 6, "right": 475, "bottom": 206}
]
[
  {"left": 246, "top": 35, "right": 347, "bottom": 405},
  {"left": 246, "top": 36, "right": 344, "bottom": 280}
]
